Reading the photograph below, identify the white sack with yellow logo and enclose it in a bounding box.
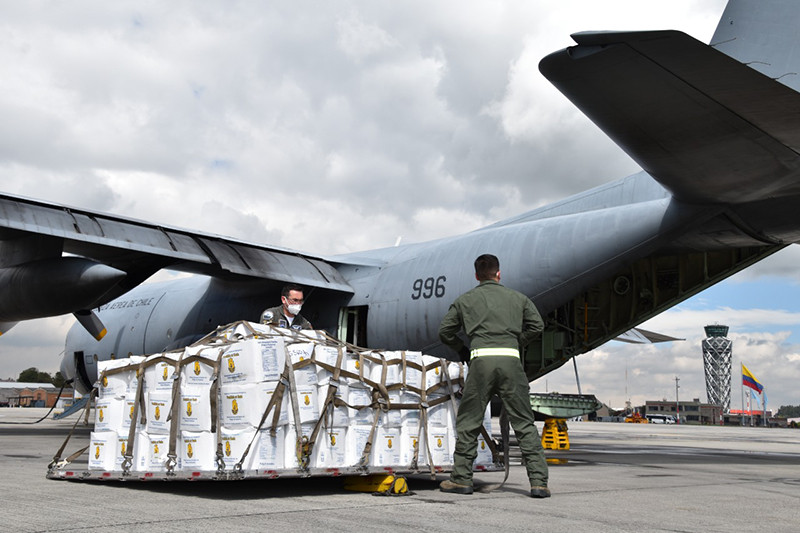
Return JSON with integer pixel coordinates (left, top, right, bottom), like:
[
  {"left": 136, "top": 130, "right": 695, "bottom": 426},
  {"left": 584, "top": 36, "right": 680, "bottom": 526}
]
[
  {"left": 220, "top": 382, "right": 290, "bottom": 428},
  {"left": 344, "top": 352, "right": 371, "bottom": 386},
  {"left": 133, "top": 431, "right": 169, "bottom": 472},
  {"left": 143, "top": 353, "right": 179, "bottom": 392},
  {"left": 219, "top": 340, "right": 263, "bottom": 385},
  {"left": 179, "top": 430, "right": 216, "bottom": 471},
  {"left": 180, "top": 346, "right": 220, "bottom": 387},
  {"left": 312, "top": 427, "right": 347, "bottom": 467},
  {"left": 219, "top": 427, "right": 257, "bottom": 470},
  {"left": 94, "top": 397, "right": 126, "bottom": 432},
  {"left": 96, "top": 359, "right": 136, "bottom": 399},
  {"left": 428, "top": 426, "right": 452, "bottom": 466},
  {"left": 144, "top": 391, "right": 172, "bottom": 434},
  {"left": 316, "top": 381, "right": 349, "bottom": 427},
  {"left": 292, "top": 385, "right": 319, "bottom": 424},
  {"left": 399, "top": 427, "right": 426, "bottom": 467},
  {"left": 371, "top": 425, "right": 401, "bottom": 467},
  {"left": 474, "top": 435, "right": 494, "bottom": 466},
  {"left": 423, "top": 355, "right": 447, "bottom": 391},
  {"left": 179, "top": 386, "right": 211, "bottom": 432},
  {"left": 344, "top": 425, "right": 373, "bottom": 466},
  {"left": 220, "top": 383, "right": 259, "bottom": 428},
  {"left": 287, "top": 342, "right": 317, "bottom": 387},
  {"left": 88, "top": 431, "right": 127, "bottom": 471}
]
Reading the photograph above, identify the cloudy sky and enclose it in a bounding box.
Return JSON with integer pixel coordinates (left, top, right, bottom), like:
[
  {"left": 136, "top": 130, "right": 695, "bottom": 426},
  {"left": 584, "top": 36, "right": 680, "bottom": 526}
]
[{"left": 2, "top": 1, "right": 798, "bottom": 412}]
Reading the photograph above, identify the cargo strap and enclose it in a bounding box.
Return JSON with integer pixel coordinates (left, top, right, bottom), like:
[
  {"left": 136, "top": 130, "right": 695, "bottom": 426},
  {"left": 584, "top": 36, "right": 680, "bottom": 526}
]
[
  {"left": 165, "top": 352, "right": 187, "bottom": 475},
  {"left": 121, "top": 359, "right": 148, "bottom": 475},
  {"left": 306, "top": 345, "right": 345, "bottom": 466},
  {"left": 356, "top": 403, "right": 383, "bottom": 470},
  {"left": 234, "top": 368, "right": 291, "bottom": 475},
  {"left": 476, "top": 406, "right": 510, "bottom": 493},
  {"left": 47, "top": 387, "right": 97, "bottom": 473},
  {"left": 119, "top": 353, "right": 187, "bottom": 475},
  {"left": 415, "top": 403, "right": 436, "bottom": 478},
  {"left": 99, "top": 351, "right": 188, "bottom": 476},
  {"left": 283, "top": 344, "right": 310, "bottom": 471}
]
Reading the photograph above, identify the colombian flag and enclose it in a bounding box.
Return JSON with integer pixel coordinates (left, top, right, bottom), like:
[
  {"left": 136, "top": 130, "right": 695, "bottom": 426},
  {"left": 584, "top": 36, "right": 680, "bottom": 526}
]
[{"left": 742, "top": 364, "right": 763, "bottom": 393}]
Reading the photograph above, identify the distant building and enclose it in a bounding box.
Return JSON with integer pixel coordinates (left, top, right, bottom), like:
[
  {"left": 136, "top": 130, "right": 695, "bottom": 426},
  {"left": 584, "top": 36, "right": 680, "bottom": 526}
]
[
  {"left": 0, "top": 382, "right": 58, "bottom": 407},
  {"left": 726, "top": 409, "right": 779, "bottom": 427},
  {"left": 645, "top": 398, "right": 724, "bottom": 425}
]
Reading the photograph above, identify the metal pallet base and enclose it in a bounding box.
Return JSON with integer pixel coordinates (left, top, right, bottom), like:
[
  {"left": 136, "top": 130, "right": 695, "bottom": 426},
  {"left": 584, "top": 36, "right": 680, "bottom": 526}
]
[{"left": 47, "top": 463, "right": 502, "bottom": 482}]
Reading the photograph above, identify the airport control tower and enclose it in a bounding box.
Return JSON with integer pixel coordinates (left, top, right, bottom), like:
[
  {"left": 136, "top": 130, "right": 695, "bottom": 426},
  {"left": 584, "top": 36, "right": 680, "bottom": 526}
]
[{"left": 702, "top": 325, "right": 732, "bottom": 411}]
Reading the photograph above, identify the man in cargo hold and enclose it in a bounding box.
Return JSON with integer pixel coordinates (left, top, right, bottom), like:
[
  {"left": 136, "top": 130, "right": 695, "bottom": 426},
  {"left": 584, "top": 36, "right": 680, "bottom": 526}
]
[
  {"left": 438, "top": 254, "right": 550, "bottom": 498},
  {"left": 260, "top": 285, "right": 313, "bottom": 330}
]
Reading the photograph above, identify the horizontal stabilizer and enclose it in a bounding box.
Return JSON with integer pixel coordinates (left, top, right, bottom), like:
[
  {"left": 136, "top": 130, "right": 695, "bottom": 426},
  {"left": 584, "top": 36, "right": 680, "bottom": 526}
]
[
  {"left": 614, "top": 327, "right": 683, "bottom": 345},
  {"left": 539, "top": 30, "right": 800, "bottom": 205}
]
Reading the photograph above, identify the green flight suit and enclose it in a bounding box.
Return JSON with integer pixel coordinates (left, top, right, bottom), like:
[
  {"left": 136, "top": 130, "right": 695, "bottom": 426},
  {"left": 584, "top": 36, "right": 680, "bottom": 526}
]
[
  {"left": 439, "top": 279, "right": 548, "bottom": 487},
  {"left": 261, "top": 305, "right": 312, "bottom": 330}
]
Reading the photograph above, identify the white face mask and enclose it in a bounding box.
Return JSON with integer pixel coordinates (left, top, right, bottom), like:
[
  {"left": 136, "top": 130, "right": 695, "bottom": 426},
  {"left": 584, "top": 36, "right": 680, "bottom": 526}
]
[{"left": 286, "top": 303, "right": 302, "bottom": 316}]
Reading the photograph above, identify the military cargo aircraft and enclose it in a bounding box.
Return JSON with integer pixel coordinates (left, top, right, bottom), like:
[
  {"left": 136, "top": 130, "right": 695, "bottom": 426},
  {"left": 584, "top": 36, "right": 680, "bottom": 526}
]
[{"left": 2, "top": 0, "right": 799, "bottom": 393}]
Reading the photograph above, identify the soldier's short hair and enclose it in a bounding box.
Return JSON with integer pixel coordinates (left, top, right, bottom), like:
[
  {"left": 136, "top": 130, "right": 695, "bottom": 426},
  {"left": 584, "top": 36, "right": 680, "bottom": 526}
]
[
  {"left": 282, "top": 284, "right": 304, "bottom": 298},
  {"left": 474, "top": 254, "right": 500, "bottom": 281}
]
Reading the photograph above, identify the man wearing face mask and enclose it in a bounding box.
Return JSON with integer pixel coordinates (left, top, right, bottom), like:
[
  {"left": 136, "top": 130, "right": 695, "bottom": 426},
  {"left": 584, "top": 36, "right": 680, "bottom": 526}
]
[{"left": 260, "top": 285, "right": 313, "bottom": 330}]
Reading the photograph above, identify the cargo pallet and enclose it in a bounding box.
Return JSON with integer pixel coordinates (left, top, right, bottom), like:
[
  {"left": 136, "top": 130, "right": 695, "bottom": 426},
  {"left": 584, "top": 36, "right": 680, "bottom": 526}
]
[{"left": 46, "top": 321, "right": 503, "bottom": 483}]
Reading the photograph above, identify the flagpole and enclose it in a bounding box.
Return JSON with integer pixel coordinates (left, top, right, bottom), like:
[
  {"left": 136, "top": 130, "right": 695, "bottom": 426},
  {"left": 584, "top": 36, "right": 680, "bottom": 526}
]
[
  {"left": 762, "top": 387, "right": 767, "bottom": 427},
  {"left": 740, "top": 362, "right": 745, "bottom": 426}
]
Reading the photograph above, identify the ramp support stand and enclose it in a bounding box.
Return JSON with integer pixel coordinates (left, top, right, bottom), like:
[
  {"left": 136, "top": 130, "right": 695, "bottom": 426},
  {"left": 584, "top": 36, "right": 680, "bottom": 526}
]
[{"left": 541, "top": 418, "right": 570, "bottom": 450}]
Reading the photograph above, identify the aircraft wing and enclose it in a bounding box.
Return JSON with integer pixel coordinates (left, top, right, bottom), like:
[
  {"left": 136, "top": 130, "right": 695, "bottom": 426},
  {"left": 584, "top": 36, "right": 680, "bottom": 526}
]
[
  {"left": 0, "top": 192, "right": 354, "bottom": 300},
  {"left": 539, "top": 30, "right": 800, "bottom": 205}
]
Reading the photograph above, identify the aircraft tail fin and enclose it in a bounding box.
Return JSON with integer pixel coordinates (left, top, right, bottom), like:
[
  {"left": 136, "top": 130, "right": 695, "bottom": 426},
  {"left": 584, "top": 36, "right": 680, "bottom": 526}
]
[
  {"left": 539, "top": 21, "right": 800, "bottom": 206},
  {"left": 712, "top": 0, "right": 800, "bottom": 94}
]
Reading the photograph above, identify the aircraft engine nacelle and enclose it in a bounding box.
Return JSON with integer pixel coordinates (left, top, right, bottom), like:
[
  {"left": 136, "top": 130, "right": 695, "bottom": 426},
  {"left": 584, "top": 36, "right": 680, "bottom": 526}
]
[{"left": 0, "top": 257, "right": 125, "bottom": 321}]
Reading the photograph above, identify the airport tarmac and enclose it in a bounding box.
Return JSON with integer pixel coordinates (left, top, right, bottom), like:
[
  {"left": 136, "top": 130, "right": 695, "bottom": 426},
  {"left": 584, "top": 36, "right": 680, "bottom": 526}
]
[{"left": 1, "top": 407, "right": 798, "bottom": 532}]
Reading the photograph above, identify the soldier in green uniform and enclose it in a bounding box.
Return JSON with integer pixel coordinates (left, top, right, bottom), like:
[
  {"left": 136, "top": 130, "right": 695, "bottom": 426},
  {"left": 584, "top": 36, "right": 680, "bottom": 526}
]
[
  {"left": 438, "top": 254, "right": 550, "bottom": 498},
  {"left": 261, "top": 285, "right": 313, "bottom": 330}
]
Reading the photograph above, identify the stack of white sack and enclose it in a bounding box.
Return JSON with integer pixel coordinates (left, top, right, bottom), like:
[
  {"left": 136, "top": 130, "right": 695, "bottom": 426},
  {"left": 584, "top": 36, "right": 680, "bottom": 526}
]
[
  {"left": 89, "top": 356, "right": 144, "bottom": 471},
  {"left": 88, "top": 320, "right": 495, "bottom": 474}
]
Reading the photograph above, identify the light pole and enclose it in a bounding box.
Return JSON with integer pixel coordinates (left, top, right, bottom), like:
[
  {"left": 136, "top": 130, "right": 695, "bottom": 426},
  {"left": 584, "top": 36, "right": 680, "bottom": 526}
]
[{"left": 675, "top": 376, "right": 680, "bottom": 424}]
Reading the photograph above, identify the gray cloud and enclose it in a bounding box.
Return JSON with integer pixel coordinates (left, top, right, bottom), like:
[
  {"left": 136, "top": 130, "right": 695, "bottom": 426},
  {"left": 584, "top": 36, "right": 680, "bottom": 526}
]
[{"left": 10, "top": 1, "right": 798, "bottom": 413}]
